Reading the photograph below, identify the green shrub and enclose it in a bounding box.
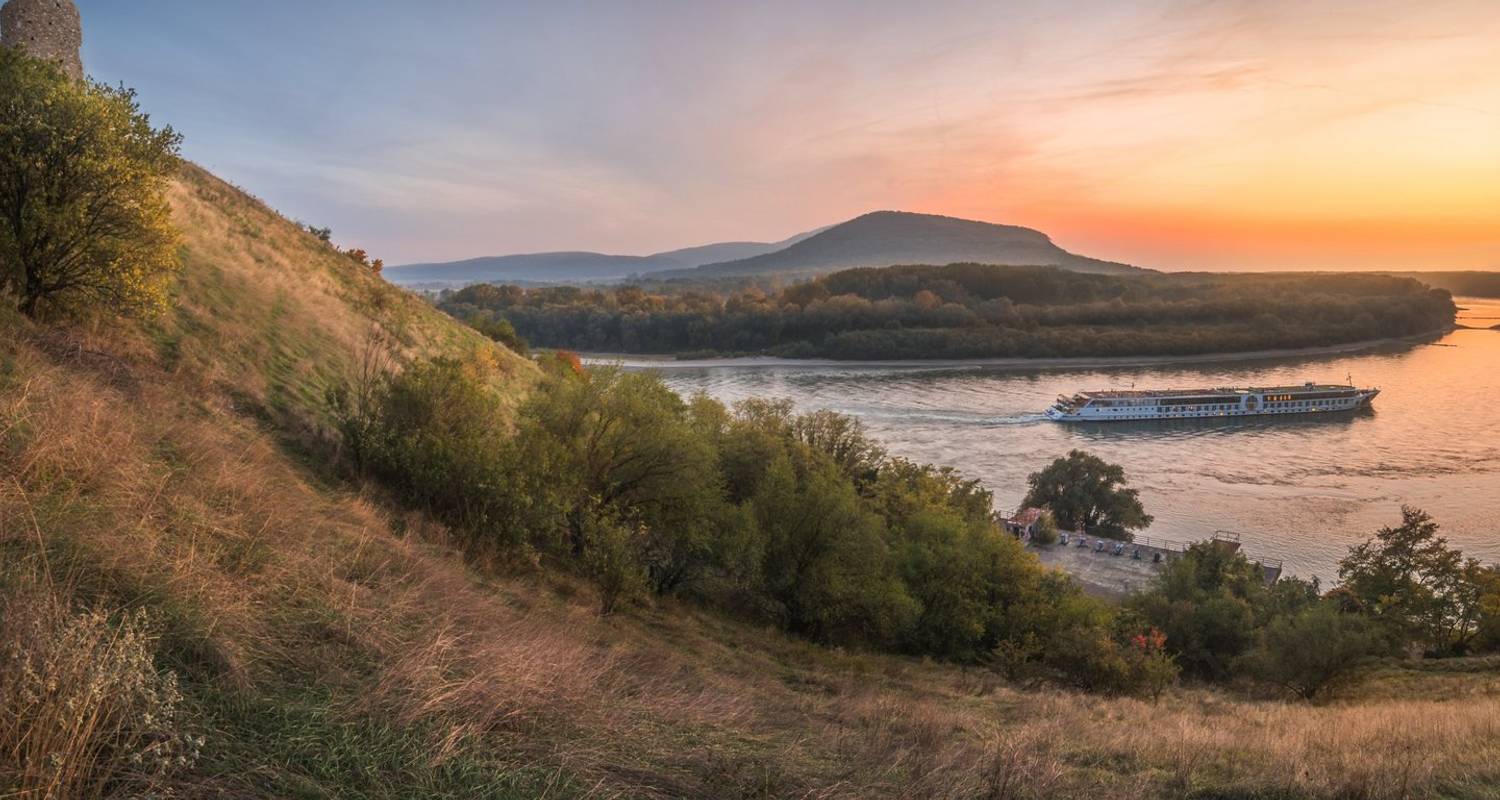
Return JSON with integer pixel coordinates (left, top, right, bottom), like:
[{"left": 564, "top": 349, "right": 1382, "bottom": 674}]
[
  {"left": 360, "top": 356, "right": 514, "bottom": 539},
  {"left": 1242, "top": 602, "right": 1389, "bottom": 700},
  {"left": 753, "top": 455, "right": 917, "bottom": 646},
  {"left": 1032, "top": 512, "right": 1059, "bottom": 546},
  {"left": 579, "top": 505, "right": 647, "bottom": 616}
]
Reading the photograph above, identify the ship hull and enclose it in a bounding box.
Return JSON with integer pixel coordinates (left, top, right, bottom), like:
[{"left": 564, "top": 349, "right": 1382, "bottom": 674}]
[{"left": 1046, "top": 387, "right": 1379, "bottom": 423}]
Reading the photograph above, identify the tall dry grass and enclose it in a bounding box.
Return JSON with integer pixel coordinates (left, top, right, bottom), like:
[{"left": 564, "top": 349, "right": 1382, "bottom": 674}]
[
  {"left": 7, "top": 321, "right": 1500, "bottom": 797},
  {"left": 0, "top": 587, "right": 199, "bottom": 799}
]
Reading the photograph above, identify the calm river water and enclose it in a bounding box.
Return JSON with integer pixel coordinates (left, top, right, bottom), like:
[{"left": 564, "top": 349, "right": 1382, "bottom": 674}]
[{"left": 617, "top": 299, "right": 1500, "bottom": 582}]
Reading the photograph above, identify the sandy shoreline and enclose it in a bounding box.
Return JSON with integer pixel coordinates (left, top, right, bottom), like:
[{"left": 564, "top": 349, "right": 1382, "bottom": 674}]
[{"left": 585, "top": 328, "right": 1455, "bottom": 372}]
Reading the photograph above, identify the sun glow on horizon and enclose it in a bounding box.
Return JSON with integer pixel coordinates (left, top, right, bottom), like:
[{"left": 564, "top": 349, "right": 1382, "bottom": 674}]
[{"left": 81, "top": 0, "right": 1500, "bottom": 269}]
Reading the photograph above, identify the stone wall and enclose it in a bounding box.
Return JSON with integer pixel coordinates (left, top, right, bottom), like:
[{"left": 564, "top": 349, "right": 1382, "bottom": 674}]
[{"left": 1, "top": 0, "right": 84, "bottom": 81}]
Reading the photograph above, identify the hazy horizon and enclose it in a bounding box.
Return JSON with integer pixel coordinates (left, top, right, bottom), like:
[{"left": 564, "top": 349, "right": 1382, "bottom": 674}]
[{"left": 76, "top": 0, "right": 1499, "bottom": 271}]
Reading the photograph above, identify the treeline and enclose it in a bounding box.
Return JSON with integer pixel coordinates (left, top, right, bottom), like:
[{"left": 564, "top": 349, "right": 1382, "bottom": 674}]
[
  {"left": 332, "top": 352, "right": 1500, "bottom": 700},
  {"left": 1392, "top": 271, "right": 1500, "bottom": 299},
  {"left": 436, "top": 265, "right": 1456, "bottom": 359}
]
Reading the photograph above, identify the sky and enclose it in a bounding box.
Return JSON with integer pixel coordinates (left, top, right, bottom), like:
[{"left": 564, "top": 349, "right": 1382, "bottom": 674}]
[{"left": 73, "top": 0, "right": 1500, "bottom": 270}]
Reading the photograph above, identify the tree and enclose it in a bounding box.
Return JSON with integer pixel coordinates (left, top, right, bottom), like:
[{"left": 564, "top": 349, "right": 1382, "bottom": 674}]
[
  {"left": 1476, "top": 568, "right": 1500, "bottom": 654},
  {"left": 790, "top": 409, "right": 886, "bottom": 485},
  {"left": 470, "top": 315, "right": 529, "bottom": 356},
  {"left": 752, "top": 455, "right": 916, "bottom": 646},
  {"left": 1338, "top": 507, "right": 1486, "bottom": 655},
  {"left": 522, "top": 365, "right": 721, "bottom": 594},
  {"left": 1242, "top": 603, "right": 1388, "bottom": 700},
  {"left": 1022, "top": 451, "right": 1152, "bottom": 541},
  {"left": 0, "top": 49, "right": 182, "bottom": 317}
]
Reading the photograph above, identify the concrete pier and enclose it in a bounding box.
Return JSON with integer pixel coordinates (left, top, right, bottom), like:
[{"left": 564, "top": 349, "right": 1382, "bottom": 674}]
[{"left": 1010, "top": 518, "right": 1284, "bottom": 599}]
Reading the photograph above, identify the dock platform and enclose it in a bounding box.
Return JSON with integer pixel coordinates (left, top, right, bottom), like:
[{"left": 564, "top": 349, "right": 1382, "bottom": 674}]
[{"left": 1011, "top": 520, "right": 1284, "bottom": 599}]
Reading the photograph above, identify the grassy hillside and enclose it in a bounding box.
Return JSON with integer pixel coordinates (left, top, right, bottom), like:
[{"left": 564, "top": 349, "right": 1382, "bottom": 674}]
[
  {"left": 4, "top": 167, "right": 1499, "bottom": 799},
  {"left": 151, "top": 164, "right": 532, "bottom": 430}
]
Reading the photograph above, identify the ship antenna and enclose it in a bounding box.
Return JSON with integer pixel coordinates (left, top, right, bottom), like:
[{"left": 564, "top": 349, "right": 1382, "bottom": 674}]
[{"left": 1347, "top": 371, "right": 1353, "bottom": 386}]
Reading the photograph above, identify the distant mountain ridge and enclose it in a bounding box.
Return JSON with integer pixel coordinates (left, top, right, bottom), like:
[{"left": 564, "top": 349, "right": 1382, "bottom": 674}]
[
  {"left": 385, "top": 251, "right": 673, "bottom": 285},
  {"left": 387, "top": 211, "right": 1143, "bottom": 286},
  {"left": 386, "top": 228, "right": 825, "bottom": 286}
]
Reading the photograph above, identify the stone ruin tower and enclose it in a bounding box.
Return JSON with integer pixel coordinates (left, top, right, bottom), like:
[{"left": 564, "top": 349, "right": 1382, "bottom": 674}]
[{"left": 1, "top": 0, "right": 83, "bottom": 80}]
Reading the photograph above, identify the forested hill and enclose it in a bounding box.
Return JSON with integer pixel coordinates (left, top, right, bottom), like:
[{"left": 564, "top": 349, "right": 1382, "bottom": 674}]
[
  {"left": 650, "top": 211, "right": 1146, "bottom": 280},
  {"left": 439, "top": 264, "right": 1457, "bottom": 360}
]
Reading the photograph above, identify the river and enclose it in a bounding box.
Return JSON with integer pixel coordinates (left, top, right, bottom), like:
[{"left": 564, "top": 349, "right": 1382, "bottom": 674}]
[{"left": 613, "top": 299, "right": 1500, "bottom": 582}]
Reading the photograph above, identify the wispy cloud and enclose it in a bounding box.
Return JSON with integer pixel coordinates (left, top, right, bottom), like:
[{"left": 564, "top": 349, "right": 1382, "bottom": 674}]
[{"left": 77, "top": 0, "right": 1500, "bottom": 268}]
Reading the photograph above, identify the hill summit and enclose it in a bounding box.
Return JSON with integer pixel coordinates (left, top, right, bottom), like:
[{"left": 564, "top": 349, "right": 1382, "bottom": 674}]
[{"left": 670, "top": 211, "right": 1144, "bottom": 279}]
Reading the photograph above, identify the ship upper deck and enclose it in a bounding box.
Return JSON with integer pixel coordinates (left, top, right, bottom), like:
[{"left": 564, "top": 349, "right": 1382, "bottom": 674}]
[{"left": 1079, "top": 384, "right": 1358, "bottom": 399}]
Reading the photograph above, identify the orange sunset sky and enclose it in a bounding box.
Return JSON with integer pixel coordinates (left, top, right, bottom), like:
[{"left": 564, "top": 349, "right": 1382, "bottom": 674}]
[{"left": 82, "top": 0, "right": 1500, "bottom": 270}]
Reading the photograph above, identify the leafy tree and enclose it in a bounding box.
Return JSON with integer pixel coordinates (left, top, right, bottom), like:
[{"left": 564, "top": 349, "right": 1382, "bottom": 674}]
[
  {"left": 470, "top": 315, "right": 529, "bottom": 356},
  {"left": 1242, "top": 602, "right": 1388, "bottom": 700},
  {"left": 0, "top": 49, "right": 182, "bottom": 317},
  {"left": 1476, "top": 568, "right": 1500, "bottom": 653},
  {"left": 891, "top": 510, "right": 1019, "bottom": 659},
  {"left": 1022, "top": 451, "right": 1152, "bottom": 541},
  {"left": 752, "top": 455, "right": 916, "bottom": 646},
  {"left": 790, "top": 409, "right": 886, "bottom": 485},
  {"left": 1338, "top": 507, "right": 1486, "bottom": 655},
  {"left": 522, "top": 365, "right": 721, "bottom": 594}
]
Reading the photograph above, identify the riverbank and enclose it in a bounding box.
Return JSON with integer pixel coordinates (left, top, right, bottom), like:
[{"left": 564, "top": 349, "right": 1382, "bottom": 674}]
[{"left": 587, "top": 327, "right": 1452, "bottom": 372}]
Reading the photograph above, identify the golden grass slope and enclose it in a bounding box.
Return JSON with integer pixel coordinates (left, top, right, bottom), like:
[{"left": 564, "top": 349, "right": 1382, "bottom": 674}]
[
  {"left": 2, "top": 165, "right": 1499, "bottom": 798},
  {"left": 148, "top": 163, "right": 533, "bottom": 431}
]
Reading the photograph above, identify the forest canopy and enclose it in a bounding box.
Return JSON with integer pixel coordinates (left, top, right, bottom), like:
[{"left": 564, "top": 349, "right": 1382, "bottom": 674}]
[{"left": 436, "top": 264, "right": 1457, "bottom": 360}]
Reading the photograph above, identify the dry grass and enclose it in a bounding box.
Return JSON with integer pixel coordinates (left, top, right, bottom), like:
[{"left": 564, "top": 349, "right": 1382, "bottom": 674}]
[
  {"left": 0, "top": 586, "right": 198, "bottom": 799},
  {"left": 6, "top": 310, "right": 1500, "bottom": 798},
  {"left": 2, "top": 167, "right": 1499, "bottom": 798},
  {"left": 146, "top": 164, "right": 533, "bottom": 437}
]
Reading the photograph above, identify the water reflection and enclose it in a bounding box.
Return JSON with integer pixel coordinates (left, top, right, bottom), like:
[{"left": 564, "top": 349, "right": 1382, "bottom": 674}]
[{"left": 1065, "top": 407, "right": 1370, "bottom": 442}]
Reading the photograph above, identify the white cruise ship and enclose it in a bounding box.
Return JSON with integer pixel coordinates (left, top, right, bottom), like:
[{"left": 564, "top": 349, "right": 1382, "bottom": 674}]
[{"left": 1045, "top": 381, "right": 1379, "bottom": 422}]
